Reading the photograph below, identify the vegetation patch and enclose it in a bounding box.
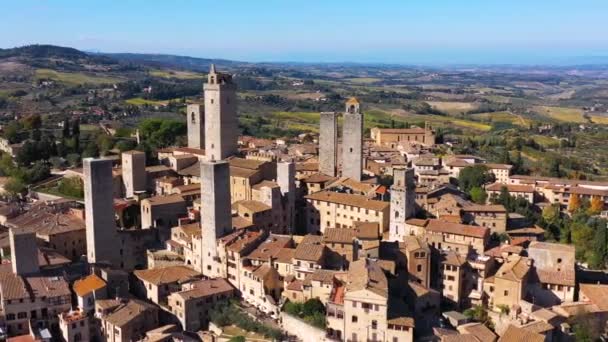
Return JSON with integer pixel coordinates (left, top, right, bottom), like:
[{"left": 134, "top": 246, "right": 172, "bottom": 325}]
[
  {"left": 427, "top": 101, "right": 478, "bottom": 114},
  {"left": 283, "top": 299, "right": 326, "bottom": 329},
  {"left": 35, "top": 68, "right": 121, "bottom": 85},
  {"left": 149, "top": 69, "right": 205, "bottom": 79},
  {"left": 534, "top": 106, "right": 587, "bottom": 123},
  {"left": 210, "top": 300, "right": 283, "bottom": 340}
]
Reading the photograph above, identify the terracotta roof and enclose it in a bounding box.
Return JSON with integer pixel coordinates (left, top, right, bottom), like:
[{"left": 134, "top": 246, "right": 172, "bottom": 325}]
[
  {"left": 458, "top": 323, "right": 497, "bottom": 342},
  {"left": 528, "top": 241, "right": 574, "bottom": 253},
  {"left": 234, "top": 200, "right": 272, "bottom": 213},
  {"left": 403, "top": 236, "right": 428, "bottom": 252},
  {"left": 485, "top": 163, "right": 512, "bottom": 170},
  {"left": 535, "top": 268, "right": 575, "bottom": 286},
  {"left": 426, "top": 219, "right": 489, "bottom": 239},
  {"left": 230, "top": 166, "right": 259, "bottom": 178},
  {"left": 519, "top": 320, "right": 554, "bottom": 334},
  {"left": 305, "top": 191, "right": 389, "bottom": 211},
  {"left": 251, "top": 180, "right": 280, "bottom": 190},
  {"left": 486, "top": 183, "right": 534, "bottom": 193},
  {"left": 225, "top": 231, "right": 264, "bottom": 254},
  {"left": 144, "top": 194, "right": 186, "bottom": 206},
  {"left": 323, "top": 228, "right": 355, "bottom": 244},
  {"left": 302, "top": 173, "right": 337, "bottom": 184},
  {"left": 275, "top": 248, "right": 295, "bottom": 263},
  {"left": 295, "top": 162, "right": 319, "bottom": 172},
  {"left": 303, "top": 269, "right": 337, "bottom": 286},
  {"left": 134, "top": 266, "right": 200, "bottom": 286},
  {"left": 228, "top": 157, "right": 267, "bottom": 170},
  {"left": 462, "top": 204, "right": 507, "bottom": 213},
  {"left": 354, "top": 221, "right": 381, "bottom": 239},
  {"left": 0, "top": 264, "right": 70, "bottom": 301},
  {"left": 506, "top": 226, "right": 545, "bottom": 235},
  {"left": 294, "top": 237, "right": 326, "bottom": 262},
  {"left": 7, "top": 202, "right": 85, "bottom": 236},
  {"left": 73, "top": 274, "right": 106, "bottom": 297},
  {"left": 103, "top": 299, "right": 157, "bottom": 328},
  {"left": 346, "top": 97, "right": 360, "bottom": 105},
  {"left": 375, "top": 128, "right": 427, "bottom": 134},
  {"left": 405, "top": 218, "right": 429, "bottom": 227},
  {"left": 496, "top": 256, "right": 530, "bottom": 282},
  {"left": 498, "top": 325, "right": 544, "bottom": 342},
  {"left": 247, "top": 235, "right": 293, "bottom": 261},
  {"left": 232, "top": 216, "right": 255, "bottom": 230},
  {"left": 579, "top": 283, "right": 608, "bottom": 311},
  {"left": 346, "top": 258, "right": 388, "bottom": 298},
  {"left": 442, "top": 251, "right": 467, "bottom": 266}
]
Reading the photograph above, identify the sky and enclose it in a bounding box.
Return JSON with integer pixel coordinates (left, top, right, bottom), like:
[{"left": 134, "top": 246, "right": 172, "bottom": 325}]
[{"left": 2, "top": 0, "right": 608, "bottom": 65}]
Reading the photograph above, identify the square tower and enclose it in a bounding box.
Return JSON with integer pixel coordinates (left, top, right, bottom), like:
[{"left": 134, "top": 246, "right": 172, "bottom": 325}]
[
  {"left": 319, "top": 112, "right": 338, "bottom": 176},
  {"left": 204, "top": 65, "right": 238, "bottom": 161},
  {"left": 277, "top": 161, "right": 296, "bottom": 233},
  {"left": 121, "top": 150, "right": 146, "bottom": 198},
  {"left": 84, "top": 158, "right": 119, "bottom": 267},
  {"left": 200, "top": 159, "right": 232, "bottom": 277},
  {"left": 389, "top": 168, "right": 416, "bottom": 241},
  {"left": 187, "top": 103, "right": 205, "bottom": 149},
  {"left": 342, "top": 97, "right": 363, "bottom": 181},
  {"left": 10, "top": 228, "right": 39, "bottom": 275}
]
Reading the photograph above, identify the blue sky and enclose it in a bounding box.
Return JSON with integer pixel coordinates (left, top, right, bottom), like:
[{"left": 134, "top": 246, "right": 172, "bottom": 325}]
[{"left": 2, "top": 0, "right": 608, "bottom": 65}]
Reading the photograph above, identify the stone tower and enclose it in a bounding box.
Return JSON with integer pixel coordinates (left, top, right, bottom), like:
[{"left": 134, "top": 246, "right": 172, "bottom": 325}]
[
  {"left": 200, "top": 160, "right": 232, "bottom": 277},
  {"left": 389, "top": 168, "right": 416, "bottom": 241},
  {"left": 187, "top": 103, "right": 204, "bottom": 149},
  {"left": 84, "top": 158, "right": 119, "bottom": 267},
  {"left": 319, "top": 112, "right": 338, "bottom": 176},
  {"left": 121, "top": 150, "right": 146, "bottom": 198},
  {"left": 10, "top": 228, "right": 39, "bottom": 275},
  {"left": 342, "top": 98, "right": 363, "bottom": 181},
  {"left": 277, "top": 161, "right": 296, "bottom": 233},
  {"left": 204, "top": 64, "right": 238, "bottom": 161}
]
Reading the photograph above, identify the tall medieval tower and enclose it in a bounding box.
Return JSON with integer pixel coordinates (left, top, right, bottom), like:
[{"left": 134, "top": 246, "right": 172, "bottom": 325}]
[
  {"left": 84, "top": 158, "right": 119, "bottom": 268},
  {"left": 204, "top": 64, "right": 238, "bottom": 161},
  {"left": 200, "top": 159, "right": 232, "bottom": 277},
  {"left": 319, "top": 112, "right": 338, "bottom": 176},
  {"left": 341, "top": 97, "right": 363, "bottom": 181},
  {"left": 389, "top": 168, "right": 416, "bottom": 241},
  {"left": 187, "top": 103, "right": 204, "bottom": 149}
]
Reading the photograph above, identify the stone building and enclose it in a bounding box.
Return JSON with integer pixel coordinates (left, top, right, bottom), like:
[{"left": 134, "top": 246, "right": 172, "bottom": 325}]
[
  {"left": 133, "top": 265, "right": 200, "bottom": 305},
  {"left": 84, "top": 158, "right": 120, "bottom": 268},
  {"left": 370, "top": 122, "right": 436, "bottom": 147},
  {"left": 319, "top": 112, "right": 338, "bottom": 177},
  {"left": 200, "top": 160, "right": 233, "bottom": 278},
  {"left": 305, "top": 191, "right": 390, "bottom": 234},
  {"left": 140, "top": 194, "right": 188, "bottom": 242},
  {"left": 204, "top": 64, "right": 238, "bottom": 161},
  {"left": 96, "top": 298, "right": 159, "bottom": 342},
  {"left": 186, "top": 103, "right": 204, "bottom": 149},
  {"left": 121, "top": 150, "right": 146, "bottom": 198},
  {"left": 403, "top": 236, "right": 431, "bottom": 288},
  {"left": 166, "top": 278, "right": 235, "bottom": 332},
  {"left": 342, "top": 98, "right": 364, "bottom": 181},
  {"left": 462, "top": 204, "right": 508, "bottom": 234},
  {"left": 59, "top": 309, "right": 89, "bottom": 342},
  {"left": 389, "top": 168, "right": 417, "bottom": 241}
]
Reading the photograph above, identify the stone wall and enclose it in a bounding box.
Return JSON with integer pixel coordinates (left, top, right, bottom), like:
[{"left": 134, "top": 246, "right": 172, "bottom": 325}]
[{"left": 280, "top": 312, "right": 330, "bottom": 342}]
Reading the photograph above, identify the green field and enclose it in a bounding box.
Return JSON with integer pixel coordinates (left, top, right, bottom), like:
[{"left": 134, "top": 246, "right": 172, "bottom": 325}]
[
  {"left": 531, "top": 134, "right": 560, "bottom": 148},
  {"left": 470, "top": 111, "right": 530, "bottom": 127},
  {"left": 125, "top": 97, "right": 176, "bottom": 106},
  {"left": 427, "top": 101, "right": 479, "bottom": 114},
  {"left": 534, "top": 106, "right": 587, "bottom": 123},
  {"left": 345, "top": 77, "right": 382, "bottom": 84},
  {"left": 35, "top": 68, "right": 121, "bottom": 85},
  {"left": 149, "top": 70, "right": 205, "bottom": 79}
]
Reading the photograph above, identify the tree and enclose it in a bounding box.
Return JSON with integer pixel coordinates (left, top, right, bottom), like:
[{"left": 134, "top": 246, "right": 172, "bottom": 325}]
[
  {"left": 589, "top": 196, "right": 604, "bottom": 215},
  {"left": 458, "top": 165, "right": 495, "bottom": 193},
  {"left": 568, "top": 194, "right": 582, "bottom": 213},
  {"left": 4, "top": 177, "right": 26, "bottom": 198},
  {"left": 62, "top": 118, "right": 71, "bottom": 138},
  {"left": 469, "top": 187, "right": 488, "bottom": 204}
]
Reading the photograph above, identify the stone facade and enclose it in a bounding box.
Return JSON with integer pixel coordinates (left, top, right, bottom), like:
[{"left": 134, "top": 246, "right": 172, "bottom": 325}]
[
  {"left": 121, "top": 150, "right": 146, "bottom": 198},
  {"left": 341, "top": 98, "right": 363, "bottom": 181},
  {"left": 277, "top": 161, "right": 296, "bottom": 233},
  {"left": 204, "top": 65, "right": 238, "bottom": 161},
  {"left": 84, "top": 158, "right": 119, "bottom": 267},
  {"left": 200, "top": 160, "right": 233, "bottom": 277},
  {"left": 9, "top": 228, "right": 39, "bottom": 275},
  {"left": 186, "top": 103, "right": 204, "bottom": 149},
  {"left": 319, "top": 112, "right": 338, "bottom": 177},
  {"left": 389, "top": 168, "right": 416, "bottom": 241}
]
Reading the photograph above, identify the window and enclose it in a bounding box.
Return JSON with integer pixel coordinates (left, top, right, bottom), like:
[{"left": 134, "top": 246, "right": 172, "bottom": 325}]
[
  {"left": 351, "top": 315, "right": 358, "bottom": 323},
  {"left": 371, "top": 320, "right": 378, "bottom": 329},
  {"left": 504, "top": 290, "right": 509, "bottom": 296},
  {"left": 417, "top": 265, "right": 422, "bottom": 272}
]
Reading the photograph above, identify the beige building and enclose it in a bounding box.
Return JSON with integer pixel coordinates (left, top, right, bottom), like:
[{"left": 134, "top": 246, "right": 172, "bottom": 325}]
[
  {"left": 403, "top": 236, "right": 431, "bottom": 288},
  {"left": 96, "top": 298, "right": 159, "bottom": 342},
  {"left": 440, "top": 251, "right": 467, "bottom": 308},
  {"left": 59, "top": 309, "right": 89, "bottom": 342},
  {"left": 167, "top": 278, "right": 235, "bottom": 332},
  {"left": 323, "top": 228, "right": 357, "bottom": 269},
  {"left": 485, "top": 163, "right": 512, "bottom": 184},
  {"left": 240, "top": 263, "right": 283, "bottom": 315},
  {"left": 293, "top": 235, "right": 327, "bottom": 279},
  {"left": 133, "top": 265, "right": 201, "bottom": 305},
  {"left": 486, "top": 255, "right": 531, "bottom": 310},
  {"left": 140, "top": 194, "right": 188, "bottom": 242},
  {"left": 342, "top": 258, "right": 414, "bottom": 342},
  {"left": 462, "top": 204, "right": 508, "bottom": 234},
  {"left": 527, "top": 242, "right": 575, "bottom": 306},
  {"left": 305, "top": 191, "right": 390, "bottom": 234},
  {"left": 486, "top": 183, "right": 535, "bottom": 204},
  {"left": 423, "top": 219, "right": 489, "bottom": 256},
  {"left": 370, "top": 123, "right": 436, "bottom": 147}
]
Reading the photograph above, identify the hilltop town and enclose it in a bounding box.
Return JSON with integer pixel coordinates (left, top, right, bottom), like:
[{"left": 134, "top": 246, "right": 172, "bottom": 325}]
[{"left": 0, "top": 61, "right": 607, "bottom": 342}]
